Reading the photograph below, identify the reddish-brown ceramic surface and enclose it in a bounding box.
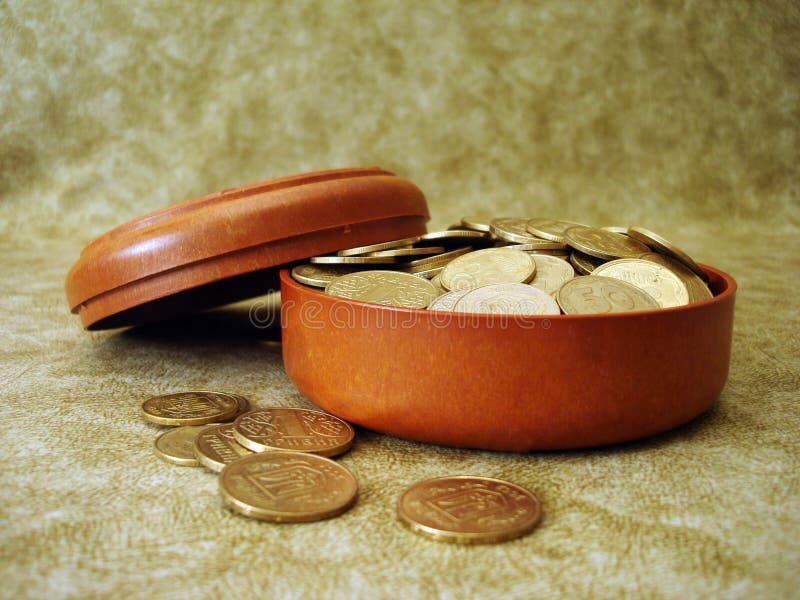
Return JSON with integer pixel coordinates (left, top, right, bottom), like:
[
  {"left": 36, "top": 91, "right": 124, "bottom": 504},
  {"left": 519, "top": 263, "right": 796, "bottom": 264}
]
[
  {"left": 66, "top": 167, "right": 429, "bottom": 329},
  {"left": 280, "top": 266, "right": 736, "bottom": 451}
]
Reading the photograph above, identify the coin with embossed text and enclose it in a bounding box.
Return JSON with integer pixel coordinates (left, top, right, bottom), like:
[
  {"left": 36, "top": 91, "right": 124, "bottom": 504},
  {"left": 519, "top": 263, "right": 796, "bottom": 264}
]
[
  {"left": 427, "top": 288, "right": 471, "bottom": 312},
  {"left": 325, "top": 270, "right": 438, "bottom": 309},
  {"left": 454, "top": 283, "right": 561, "bottom": 315},
  {"left": 219, "top": 451, "right": 359, "bottom": 522},
  {"left": 639, "top": 252, "right": 712, "bottom": 304},
  {"left": 232, "top": 407, "right": 355, "bottom": 457},
  {"left": 154, "top": 425, "right": 211, "bottom": 467},
  {"left": 440, "top": 248, "right": 535, "bottom": 291},
  {"left": 564, "top": 226, "right": 649, "bottom": 260},
  {"left": 593, "top": 258, "right": 689, "bottom": 308},
  {"left": 141, "top": 391, "right": 240, "bottom": 426},
  {"left": 490, "top": 218, "right": 542, "bottom": 244},
  {"left": 291, "top": 264, "right": 365, "bottom": 287},
  {"left": 525, "top": 218, "right": 586, "bottom": 242},
  {"left": 528, "top": 255, "right": 575, "bottom": 295},
  {"left": 194, "top": 423, "right": 254, "bottom": 472},
  {"left": 397, "top": 475, "right": 542, "bottom": 544},
  {"left": 557, "top": 276, "right": 659, "bottom": 314}
]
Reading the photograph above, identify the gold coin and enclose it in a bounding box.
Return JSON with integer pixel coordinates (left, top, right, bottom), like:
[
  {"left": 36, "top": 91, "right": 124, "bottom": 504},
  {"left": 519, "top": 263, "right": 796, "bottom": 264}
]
[
  {"left": 325, "top": 270, "right": 439, "bottom": 309},
  {"left": 627, "top": 226, "right": 709, "bottom": 282},
  {"left": 405, "top": 264, "right": 448, "bottom": 278},
  {"left": 639, "top": 252, "right": 713, "bottom": 304},
  {"left": 440, "top": 248, "right": 535, "bottom": 291},
  {"left": 601, "top": 225, "right": 630, "bottom": 235},
  {"left": 141, "top": 391, "right": 240, "bottom": 426},
  {"left": 454, "top": 283, "right": 561, "bottom": 315},
  {"left": 429, "top": 273, "right": 447, "bottom": 294},
  {"left": 291, "top": 264, "right": 365, "bottom": 287},
  {"left": 427, "top": 288, "right": 471, "bottom": 312},
  {"left": 528, "top": 255, "right": 576, "bottom": 295},
  {"left": 194, "top": 423, "right": 253, "bottom": 472},
  {"left": 557, "top": 276, "right": 659, "bottom": 314},
  {"left": 219, "top": 451, "right": 358, "bottom": 522},
  {"left": 417, "top": 230, "right": 490, "bottom": 247},
  {"left": 154, "top": 425, "right": 211, "bottom": 466},
  {"left": 337, "top": 235, "right": 421, "bottom": 257},
  {"left": 311, "top": 254, "right": 399, "bottom": 265},
  {"left": 593, "top": 258, "right": 689, "bottom": 308},
  {"left": 499, "top": 241, "right": 568, "bottom": 251},
  {"left": 233, "top": 407, "right": 355, "bottom": 456},
  {"left": 397, "top": 475, "right": 542, "bottom": 544},
  {"left": 490, "top": 218, "right": 542, "bottom": 244},
  {"left": 460, "top": 216, "right": 493, "bottom": 232},
  {"left": 401, "top": 246, "right": 472, "bottom": 269},
  {"left": 569, "top": 250, "right": 606, "bottom": 275},
  {"left": 564, "top": 226, "right": 649, "bottom": 260},
  {"left": 368, "top": 246, "right": 445, "bottom": 258},
  {"left": 525, "top": 218, "right": 586, "bottom": 242}
]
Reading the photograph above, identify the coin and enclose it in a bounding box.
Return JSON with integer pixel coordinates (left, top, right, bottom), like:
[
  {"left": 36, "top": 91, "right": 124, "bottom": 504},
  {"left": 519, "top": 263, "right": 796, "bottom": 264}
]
[
  {"left": 291, "top": 264, "right": 365, "bottom": 287},
  {"left": 569, "top": 251, "right": 605, "bottom": 275},
  {"left": 601, "top": 225, "right": 630, "bottom": 235},
  {"left": 528, "top": 255, "right": 576, "bottom": 295},
  {"left": 325, "top": 270, "right": 439, "bottom": 309},
  {"left": 525, "top": 218, "right": 586, "bottom": 242},
  {"left": 417, "top": 230, "right": 490, "bottom": 247},
  {"left": 193, "top": 423, "right": 253, "bottom": 472},
  {"left": 557, "top": 276, "right": 659, "bottom": 314},
  {"left": 593, "top": 258, "right": 689, "bottom": 308},
  {"left": 429, "top": 273, "right": 447, "bottom": 294},
  {"left": 454, "top": 283, "right": 561, "bottom": 315},
  {"left": 440, "top": 248, "right": 535, "bottom": 291},
  {"left": 233, "top": 407, "right": 355, "bottom": 456},
  {"left": 397, "top": 475, "right": 542, "bottom": 544},
  {"left": 337, "top": 235, "right": 421, "bottom": 257},
  {"left": 141, "top": 391, "right": 240, "bottom": 426},
  {"left": 402, "top": 246, "right": 472, "bottom": 269},
  {"left": 460, "top": 216, "right": 493, "bottom": 232},
  {"left": 500, "top": 241, "right": 568, "bottom": 251},
  {"left": 219, "top": 451, "right": 358, "bottom": 522},
  {"left": 427, "top": 288, "right": 471, "bottom": 312},
  {"left": 154, "top": 425, "right": 211, "bottom": 466},
  {"left": 405, "top": 264, "right": 448, "bottom": 278},
  {"left": 368, "top": 246, "right": 445, "bottom": 258},
  {"left": 639, "top": 252, "right": 713, "bottom": 304},
  {"left": 627, "top": 226, "right": 709, "bottom": 282},
  {"left": 311, "top": 254, "right": 399, "bottom": 265},
  {"left": 231, "top": 394, "right": 251, "bottom": 415},
  {"left": 490, "top": 218, "right": 542, "bottom": 244},
  {"left": 564, "top": 226, "right": 649, "bottom": 260}
]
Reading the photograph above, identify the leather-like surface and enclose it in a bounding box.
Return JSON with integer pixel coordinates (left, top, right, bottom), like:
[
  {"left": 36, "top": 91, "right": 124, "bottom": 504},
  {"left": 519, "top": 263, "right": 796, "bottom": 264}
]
[{"left": 1, "top": 2, "right": 798, "bottom": 598}]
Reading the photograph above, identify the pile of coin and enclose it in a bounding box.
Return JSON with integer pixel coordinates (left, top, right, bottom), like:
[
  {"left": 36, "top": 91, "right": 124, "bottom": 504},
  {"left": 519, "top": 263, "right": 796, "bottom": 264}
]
[
  {"left": 292, "top": 217, "right": 714, "bottom": 315},
  {"left": 142, "top": 391, "right": 542, "bottom": 542}
]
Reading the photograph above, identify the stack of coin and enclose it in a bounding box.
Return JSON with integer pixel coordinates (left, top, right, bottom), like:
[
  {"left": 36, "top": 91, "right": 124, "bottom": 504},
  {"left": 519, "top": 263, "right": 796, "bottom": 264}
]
[
  {"left": 292, "top": 218, "right": 713, "bottom": 315},
  {"left": 141, "top": 393, "right": 360, "bottom": 523}
]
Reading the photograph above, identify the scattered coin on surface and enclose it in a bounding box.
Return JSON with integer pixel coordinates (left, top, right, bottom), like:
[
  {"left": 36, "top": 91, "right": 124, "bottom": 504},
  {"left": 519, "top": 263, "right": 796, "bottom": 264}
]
[
  {"left": 194, "top": 422, "right": 254, "bottom": 472},
  {"left": 141, "top": 391, "right": 241, "bottom": 426},
  {"left": 397, "top": 475, "right": 542, "bottom": 544},
  {"left": 233, "top": 407, "right": 355, "bottom": 457},
  {"left": 154, "top": 425, "right": 211, "bottom": 467},
  {"left": 220, "top": 451, "right": 358, "bottom": 522}
]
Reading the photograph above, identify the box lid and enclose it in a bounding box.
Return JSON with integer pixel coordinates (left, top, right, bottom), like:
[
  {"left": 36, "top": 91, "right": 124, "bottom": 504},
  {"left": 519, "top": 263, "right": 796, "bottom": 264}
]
[{"left": 65, "top": 167, "right": 429, "bottom": 329}]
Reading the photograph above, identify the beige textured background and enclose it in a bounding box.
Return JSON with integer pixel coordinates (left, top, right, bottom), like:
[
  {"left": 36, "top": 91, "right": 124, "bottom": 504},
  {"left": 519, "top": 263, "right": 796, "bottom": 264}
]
[{"left": 1, "top": 1, "right": 798, "bottom": 598}]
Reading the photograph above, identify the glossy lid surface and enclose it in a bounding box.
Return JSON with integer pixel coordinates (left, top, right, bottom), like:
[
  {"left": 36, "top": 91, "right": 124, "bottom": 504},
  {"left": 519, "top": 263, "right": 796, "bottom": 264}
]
[{"left": 65, "top": 167, "right": 429, "bottom": 329}]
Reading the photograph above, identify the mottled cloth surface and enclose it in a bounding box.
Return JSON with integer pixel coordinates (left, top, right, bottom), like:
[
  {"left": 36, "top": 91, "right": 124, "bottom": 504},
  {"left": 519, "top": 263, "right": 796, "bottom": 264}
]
[{"left": 1, "top": 2, "right": 798, "bottom": 599}]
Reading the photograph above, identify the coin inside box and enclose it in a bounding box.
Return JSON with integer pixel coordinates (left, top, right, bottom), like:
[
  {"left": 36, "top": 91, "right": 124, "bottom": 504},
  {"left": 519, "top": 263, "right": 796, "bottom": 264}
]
[{"left": 279, "top": 265, "right": 736, "bottom": 451}]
